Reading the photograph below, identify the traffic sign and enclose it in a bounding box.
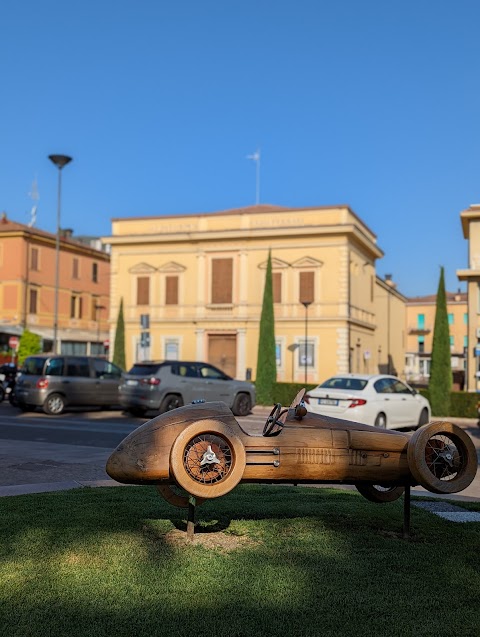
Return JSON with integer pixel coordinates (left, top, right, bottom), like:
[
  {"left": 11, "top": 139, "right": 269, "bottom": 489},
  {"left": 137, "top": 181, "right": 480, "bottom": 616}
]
[
  {"left": 103, "top": 339, "right": 110, "bottom": 348},
  {"left": 8, "top": 336, "right": 19, "bottom": 349}
]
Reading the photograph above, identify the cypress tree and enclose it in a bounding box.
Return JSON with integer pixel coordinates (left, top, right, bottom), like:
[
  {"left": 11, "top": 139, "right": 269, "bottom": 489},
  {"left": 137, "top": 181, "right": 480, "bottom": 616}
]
[
  {"left": 429, "top": 267, "right": 452, "bottom": 416},
  {"left": 255, "top": 251, "right": 277, "bottom": 404},
  {"left": 113, "top": 298, "right": 126, "bottom": 370}
]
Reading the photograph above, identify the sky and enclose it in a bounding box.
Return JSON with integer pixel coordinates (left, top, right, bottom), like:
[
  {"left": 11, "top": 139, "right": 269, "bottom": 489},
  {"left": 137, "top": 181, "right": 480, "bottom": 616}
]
[{"left": 2, "top": 1, "right": 480, "bottom": 298}]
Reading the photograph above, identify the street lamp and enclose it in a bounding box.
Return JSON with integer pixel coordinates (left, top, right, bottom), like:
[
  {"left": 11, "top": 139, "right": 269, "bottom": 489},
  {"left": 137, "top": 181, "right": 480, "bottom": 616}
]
[
  {"left": 302, "top": 301, "right": 312, "bottom": 384},
  {"left": 95, "top": 305, "right": 106, "bottom": 353},
  {"left": 48, "top": 154, "right": 72, "bottom": 354}
]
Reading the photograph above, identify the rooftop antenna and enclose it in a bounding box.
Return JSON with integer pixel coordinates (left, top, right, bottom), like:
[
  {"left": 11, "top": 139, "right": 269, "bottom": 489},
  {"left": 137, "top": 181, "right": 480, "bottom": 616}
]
[
  {"left": 28, "top": 176, "right": 39, "bottom": 227},
  {"left": 247, "top": 148, "right": 261, "bottom": 205}
]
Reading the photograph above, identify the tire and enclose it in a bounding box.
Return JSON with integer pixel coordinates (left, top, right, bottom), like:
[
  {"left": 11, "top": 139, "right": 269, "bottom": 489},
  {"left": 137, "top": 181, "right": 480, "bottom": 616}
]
[
  {"left": 156, "top": 484, "right": 205, "bottom": 508},
  {"left": 43, "top": 393, "right": 66, "bottom": 416},
  {"left": 407, "top": 421, "right": 478, "bottom": 494},
  {"left": 170, "top": 419, "right": 246, "bottom": 499},
  {"left": 159, "top": 394, "right": 184, "bottom": 414},
  {"left": 355, "top": 484, "right": 405, "bottom": 503},
  {"left": 374, "top": 413, "right": 387, "bottom": 428},
  {"left": 417, "top": 408, "right": 429, "bottom": 428},
  {"left": 231, "top": 393, "right": 251, "bottom": 417}
]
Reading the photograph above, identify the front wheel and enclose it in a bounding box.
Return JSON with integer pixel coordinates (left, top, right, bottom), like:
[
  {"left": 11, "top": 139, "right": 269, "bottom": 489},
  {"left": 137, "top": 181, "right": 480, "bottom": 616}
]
[
  {"left": 355, "top": 484, "right": 405, "bottom": 503},
  {"left": 43, "top": 393, "right": 66, "bottom": 416},
  {"left": 407, "top": 421, "right": 477, "bottom": 494},
  {"left": 232, "top": 393, "right": 251, "bottom": 417},
  {"left": 170, "top": 419, "right": 246, "bottom": 499}
]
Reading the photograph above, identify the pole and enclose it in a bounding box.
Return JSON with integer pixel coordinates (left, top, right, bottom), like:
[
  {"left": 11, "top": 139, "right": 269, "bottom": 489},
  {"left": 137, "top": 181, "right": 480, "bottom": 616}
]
[
  {"left": 256, "top": 150, "right": 260, "bottom": 205},
  {"left": 53, "top": 169, "right": 62, "bottom": 355}
]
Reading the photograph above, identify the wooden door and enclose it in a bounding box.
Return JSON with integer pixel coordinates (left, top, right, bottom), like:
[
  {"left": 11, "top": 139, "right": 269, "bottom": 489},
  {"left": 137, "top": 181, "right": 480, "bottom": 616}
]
[{"left": 208, "top": 334, "right": 237, "bottom": 378}]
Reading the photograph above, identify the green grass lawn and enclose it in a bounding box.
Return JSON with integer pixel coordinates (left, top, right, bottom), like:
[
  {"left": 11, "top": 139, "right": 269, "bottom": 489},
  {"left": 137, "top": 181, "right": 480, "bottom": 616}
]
[{"left": 1, "top": 485, "right": 480, "bottom": 637}]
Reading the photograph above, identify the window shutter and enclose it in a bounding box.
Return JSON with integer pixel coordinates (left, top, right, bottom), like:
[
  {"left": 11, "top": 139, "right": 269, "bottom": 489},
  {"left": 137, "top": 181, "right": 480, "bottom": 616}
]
[
  {"left": 137, "top": 277, "right": 150, "bottom": 305},
  {"left": 299, "top": 272, "right": 314, "bottom": 304},
  {"left": 272, "top": 272, "right": 282, "bottom": 303},
  {"left": 30, "top": 248, "right": 38, "bottom": 271},
  {"left": 73, "top": 258, "right": 79, "bottom": 279},
  {"left": 165, "top": 276, "right": 179, "bottom": 305},
  {"left": 211, "top": 258, "right": 233, "bottom": 304}
]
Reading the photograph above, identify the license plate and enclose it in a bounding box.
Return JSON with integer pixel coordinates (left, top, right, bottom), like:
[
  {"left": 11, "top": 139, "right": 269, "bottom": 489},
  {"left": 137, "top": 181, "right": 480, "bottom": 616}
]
[
  {"left": 126, "top": 379, "right": 138, "bottom": 386},
  {"left": 318, "top": 398, "right": 338, "bottom": 406}
]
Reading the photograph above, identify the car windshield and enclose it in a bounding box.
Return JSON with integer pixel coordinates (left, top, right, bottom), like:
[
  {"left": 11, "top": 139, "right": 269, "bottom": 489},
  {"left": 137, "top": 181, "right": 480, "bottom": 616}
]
[
  {"left": 21, "top": 357, "right": 46, "bottom": 375},
  {"left": 319, "top": 377, "right": 368, "bottom": 391},
  {"left": 128, "top": 364, "right": 163, "bottom": 376}
]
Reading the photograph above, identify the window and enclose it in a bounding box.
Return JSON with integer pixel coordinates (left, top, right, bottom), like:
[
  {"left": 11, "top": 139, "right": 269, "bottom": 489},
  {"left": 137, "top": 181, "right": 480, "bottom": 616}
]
[
  {"left": 275, "top": 341, "right": 282, "bottom": 367},
  {"left": 165, "top": 339, "right": 179, "bottom": 360},
  {"left": 137, "top": 277, "right": 150, "bottom": 305},
  {"left": 70, "top": 295, "right": 82, "bottom": 319},
  {"left": 417, "top": 314, "right": 425, "bottom": 329},
  {"left": 165, "top": 275, "right": 179, "bottom": 305},
  {"left": 272, "top": 272, "right": 282, "bottom": 304},
  {"left": 93, "top": 359, "right": 122, "bottom": 379},
  {"left": 29, "top": 289, "right": 38, "bottom": 314},
  {"left": 299, "top": 272, "right": 314, "bottom": 304},
  {"left": 418, "top": 335, "right": 424, "bottom": 354},
  {"left": 420, "top": 359, "right": 431, "bottom": 377},
  {"left": 448, "top": 313, "right": 454, "bottom": 325},
  {"left": 198, "top": 363, "right": 225, "bottom": 379},
  {"left": 72, "top": 258, "right": 79, "bottom": 279},
  {"left": 450, "top": 335, "right": 454, "bottom": 348},
  {"left": 30, "top": 247, "right": 39, "bottom": 271},
  {"left": 298, "top": 340, "right": 314, "bottom": 367},
  {"left": 464, "top": 335, "right": 468, "bottom": 349},
  {"left": 92, "top": 263, "right": 98, "bottom": 283},
  {"left": 172, "top": 363, "right": 197, "bottom": 378},
  {"left": 211, "top": 258, "right": 233, "bottom": 304},
  {"left": 464, "top": 313, "right": 468, "bottom": 325},
  {"left": 45, "top": 358, "right": 65, "bottom": 376},
  {"left": 66, "top": 357, "right": 91, "bottom": 377},
  {"left": 60, "top": 342, "right": 87, "bottom": 355}
]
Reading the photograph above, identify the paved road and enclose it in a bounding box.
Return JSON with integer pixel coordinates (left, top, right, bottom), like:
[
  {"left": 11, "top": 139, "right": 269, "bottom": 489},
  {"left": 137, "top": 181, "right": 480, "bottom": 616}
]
[{"left": 0, "top": 401, "right": 479, "bottom": 501}]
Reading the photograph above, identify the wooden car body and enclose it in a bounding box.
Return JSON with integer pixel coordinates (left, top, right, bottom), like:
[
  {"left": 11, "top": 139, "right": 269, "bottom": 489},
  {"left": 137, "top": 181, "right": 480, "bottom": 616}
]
[{"left": 106, "top": 398, "right": 477, "bottom": 506}]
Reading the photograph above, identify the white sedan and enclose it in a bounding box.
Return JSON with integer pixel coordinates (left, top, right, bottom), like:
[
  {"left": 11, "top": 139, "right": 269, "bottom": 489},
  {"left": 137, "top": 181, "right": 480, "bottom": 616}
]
[{"left": 304, "top": 374, "right": 431, "bottom": 429}]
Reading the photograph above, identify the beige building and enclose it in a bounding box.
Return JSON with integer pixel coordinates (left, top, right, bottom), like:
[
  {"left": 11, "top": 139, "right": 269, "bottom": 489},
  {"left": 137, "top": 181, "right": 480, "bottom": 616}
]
[
  {"left": 457, "top": 203, "right": 480, "bottom": 391},
  {"left": 405, "top": 291, "right": 467, "bottom": 389},
  {"left": 374, "top": 275, "right": 407, "bottom": 378},
  {"left": 0, "top": 213, "right": 110, "bottom": 357},
  {"left": 104, "top": 204, "right": 405, "bottom": 382}
]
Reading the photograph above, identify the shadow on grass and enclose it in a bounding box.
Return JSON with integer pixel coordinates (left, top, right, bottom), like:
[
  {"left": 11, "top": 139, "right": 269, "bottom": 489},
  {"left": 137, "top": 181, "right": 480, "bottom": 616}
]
[{"left": 1, "top": 484, "right": 480, "bottom": 637}]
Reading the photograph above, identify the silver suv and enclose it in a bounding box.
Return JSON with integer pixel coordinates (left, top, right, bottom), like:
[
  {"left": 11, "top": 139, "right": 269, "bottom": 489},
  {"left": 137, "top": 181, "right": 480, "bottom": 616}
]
[
  {"left": 119, "top": 360, "right": 256, "bottom": 417},
  {"left": 15, "top": 355, "right": 124, "bottom": 415}
]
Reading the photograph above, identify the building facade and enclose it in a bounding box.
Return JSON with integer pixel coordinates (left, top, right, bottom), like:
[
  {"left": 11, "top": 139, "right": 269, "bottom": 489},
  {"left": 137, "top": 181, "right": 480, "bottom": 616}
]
[
  {"left": 104, "top": 204, "right": 404, "bottom": 381},
  {"left": 457, "top": 203, "right": 480, "bottom": 391},
  {"left": 374, "top": 275, "right": 407, "bottom": 378},
  {"left": 0, "top": 213, "right": 110, "bottom": 356},
  {"left": 405, "top": 290, "right": 467, "bottom": 389}
]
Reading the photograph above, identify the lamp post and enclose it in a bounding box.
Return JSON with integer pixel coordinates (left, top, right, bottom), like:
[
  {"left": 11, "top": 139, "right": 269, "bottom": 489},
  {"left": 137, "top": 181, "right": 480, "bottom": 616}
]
[
  {"left": 302, "top": 301, "right": 312, "bottom": 384},
  {"left": 48, "top": 154, "right": 72, "bottom": 354},
  {"left": 95, "top": 304, "right": 106, "bottom": 353}
]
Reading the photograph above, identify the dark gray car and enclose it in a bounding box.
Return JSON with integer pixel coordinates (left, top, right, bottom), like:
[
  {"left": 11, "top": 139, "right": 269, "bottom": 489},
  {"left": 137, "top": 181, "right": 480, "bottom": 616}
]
[
  {"left": 119, "top": 360, "right": 256, "bottom": 417},
  {"left": 15, "top": 355, "right": 124, "bottom": 415}
]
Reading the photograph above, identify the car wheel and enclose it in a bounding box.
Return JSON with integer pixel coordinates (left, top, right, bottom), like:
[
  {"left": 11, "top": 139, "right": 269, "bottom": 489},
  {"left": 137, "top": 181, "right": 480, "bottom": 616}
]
[
  {"left": 43, "top": 393, "right": 66, "bottom": 416},
  {"left": 159, "top": 394, "right": 184, "bottom": 413},
  {"left": 156, "top": 484, "right": 206, "bottom": 508},
  {"left": 170, "top": 419, "right": 246, "bottom": 499},
  {"left": 374, "top": 413, "right": 387, "bottom": 428},
  {"left": 232, "top": 393, "right": 251, "bottom": 417},
  {"left": 417, "top": 408, "right": 429, "bottom": 428},
  {"left": 355, "top": 484, "right": 405, "bottom": 503},
  {"left": 407, "top": 421, "right": 477, "bottom": 494}
]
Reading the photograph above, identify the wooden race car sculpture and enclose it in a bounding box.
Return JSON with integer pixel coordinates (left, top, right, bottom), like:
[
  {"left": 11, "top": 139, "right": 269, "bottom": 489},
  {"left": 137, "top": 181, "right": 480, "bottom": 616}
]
[{"left": 106, "top": 390, "right": 478, "bottom": 507}]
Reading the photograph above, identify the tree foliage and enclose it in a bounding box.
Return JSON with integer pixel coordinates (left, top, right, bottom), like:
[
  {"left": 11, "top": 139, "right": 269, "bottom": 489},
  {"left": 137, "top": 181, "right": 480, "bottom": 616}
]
[
  {"left": 113, "top": 298, "right": 126, "bottom": 370},
  {"left": 429, "top": 266, "right": 452, "bottom": 416},
  {"left": 17, "top": 329, "right": 42, "bottom": 365},
  {"left": 255, "top": 251, "right": 277, "bottom": 404}
]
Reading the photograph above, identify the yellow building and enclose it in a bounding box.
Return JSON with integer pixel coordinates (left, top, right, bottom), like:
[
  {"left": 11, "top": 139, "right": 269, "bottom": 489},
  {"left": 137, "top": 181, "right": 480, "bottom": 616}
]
[
  {"left": 405, "top": 291, "right": 467, "bottom": 389},
  {"left": 374, "top": 275, "right": 407, "bottom": 378},
  {"left": 457, "top": 203, "right": 480, "bottom": 391},
  {"left": 104, "top": 204, "right": 403, "bottom": 382}
]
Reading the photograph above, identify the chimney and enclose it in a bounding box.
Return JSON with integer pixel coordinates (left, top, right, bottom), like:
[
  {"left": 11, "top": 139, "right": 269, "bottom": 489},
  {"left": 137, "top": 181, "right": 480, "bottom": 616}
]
[
  {"left": 384, "top": 274, "right": 397, "bottom": 289},
  {"left": 1, "top": 212, "right": 7, "bottom": 224},
  {"left": 60, "top": 228, "right": 73, "bottom": 239}
]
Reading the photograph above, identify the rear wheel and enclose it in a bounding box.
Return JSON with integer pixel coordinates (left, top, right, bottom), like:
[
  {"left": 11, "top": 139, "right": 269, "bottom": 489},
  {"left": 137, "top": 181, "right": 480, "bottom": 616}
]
[
  {"left": 170, "top": 419, "right": 246, "bottom": 499},
  {"left": 43, "top": 393, "right": 66, "bottom": 416},
  {"left": 232, "top": 393, "right": 251, "bottom": 417},
  {"left": 159, "top": 394, "right": 183, "bottom": 413},
  {"left": 407, "top": 421, "right": 477, "bottom": 494},
  {"left": 355, "top": 483, "right": 405, "bottom": 503},
  {"left": 374, "top": 413, "right": 387, "bottom": 428}
]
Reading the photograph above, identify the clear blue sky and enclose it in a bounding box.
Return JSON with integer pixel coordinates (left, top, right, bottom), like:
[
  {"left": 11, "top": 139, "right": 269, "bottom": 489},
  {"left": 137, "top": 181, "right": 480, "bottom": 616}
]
[{"left": 2, "top": 1, "right": 479, "bottom": 298}]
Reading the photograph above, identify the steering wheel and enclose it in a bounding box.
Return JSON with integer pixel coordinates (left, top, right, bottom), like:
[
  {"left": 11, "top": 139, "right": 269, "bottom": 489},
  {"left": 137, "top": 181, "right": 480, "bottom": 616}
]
[{"left": 263, "top": 403, "right": 287, "bottom": 437}]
